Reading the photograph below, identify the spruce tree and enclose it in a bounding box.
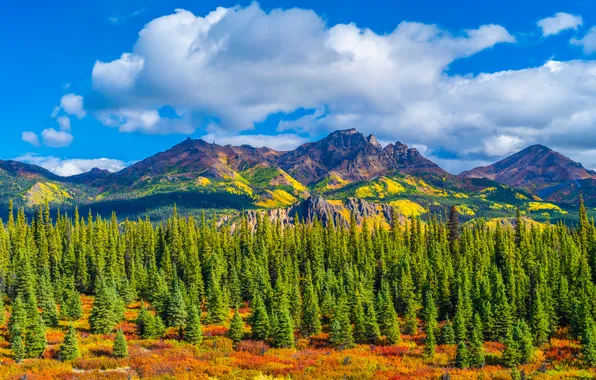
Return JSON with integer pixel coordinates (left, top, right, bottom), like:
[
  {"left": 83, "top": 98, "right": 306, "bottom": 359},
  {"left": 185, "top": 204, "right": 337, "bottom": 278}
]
[
  {"left": 11, "top": 333, "right": 25, "bottom": 363},
  {"left": 112, "top": 329, "right": 129, "bottom": 358},
  {"left": 582, "top": 325, "right": 596, "bottom": 367},
  {"left": 89, "top": 282, "right": 116, "bottom": 334},
  {"left": 469, "top": 314, "right": 485, "bottom": 368},
  {"left": 184, "top": 304, "right": 203, "bottom": 345},
  {"left": 273, "top": 309, "right": 295, "bottom": 348},
  {"left": 165, "top": 281, "right": 187, "bottom": 335},
  {"left": 249, "top": 296, "right": 270, "bottom": 341},
  {"left": 364, "top": 302, "right": 381, "bottom": 344},
  {"left": 531, "top": 290, "right": 550, "bottom": 346},
  {"left": 378, "top": 287, "right": 401, "bottom": 344},
  {"left": 59, "top": 326, "right": 80, "bottom": 361},
  {"left": 424, "top": 324, "right": 436, "bottom": 358},
  {"left": 455, "top": 341, "right": 469, "bottom": 369},
  {"left": 441, "top": 318, "right": 456, "bottom": 345},
  {"left": 0, "top": 295, "right": 5, "bottom": 326},
  {"left": 8, "top": 295, "right": 26, "bottom": 339},
  {"left": 37, "top": 271, "right": 58, "bottom": 327},
  {"left": 404, "top": 295, "right": 418, "bottom": 335},
  {"left": 502, "top": 327, "right": 520, "bottom": 368},
  {"left": 228, "top": 308, "right": 245, "bottom": 344},
  {"left": 514, "top": 320, "right": 534, "bottom": 364},
  {"left": 329, "top": 297, "right": 354, "bottom": 349},
  {"left": 300, "top": 279, "right": 322, "bottom": 337},
  {"left": 25, "top": 312, "right": 46, "bottom": 358},
  {"left": 61, "top": 288, "right": 83, "bottom": 321}
]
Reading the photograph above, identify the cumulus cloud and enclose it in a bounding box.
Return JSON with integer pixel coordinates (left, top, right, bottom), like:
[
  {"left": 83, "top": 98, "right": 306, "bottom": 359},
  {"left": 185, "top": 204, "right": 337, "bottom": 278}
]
[
  {"left": 80, "top": 4, "right": 596, "bottom": 172},
  {"left": 538, "top": 12, "right": 582, "bottom": 37},
  {"left": 55, "top": 93, "right": 86, "bottom": 119},
  {"left": 89, "top": 4, "right": 514, "bottom": 136},
  {"left": 571, "top": 27, "right": 596, "bottom": 54},
  {"left": 22, "top": 131, "right": 40, "bottom": 147},
  {"left": 56, "top": 116, "right": 71, "bottom": 131},
  {"left": 16, "top": 154, "right": 127, "bottom": 177},
  {"left": 41, "top": 128, "right": 74, "bottom": 148}
]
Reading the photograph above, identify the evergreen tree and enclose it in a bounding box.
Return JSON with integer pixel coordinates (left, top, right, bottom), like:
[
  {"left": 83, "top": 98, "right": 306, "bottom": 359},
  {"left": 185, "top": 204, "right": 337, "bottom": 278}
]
[
  {"left": 404, "top": 295, "right": 418, "bottom": 335},
  {"left": 0, "top": 295, "right": 5, "bottom": 326},
  {"left": 89, "top": 282, "right": 116, "bottom": 334},
  {"left": 424, "top": 324, "right": 436, "bottom": 358},
  {"left": 502, "top": 328, "right": 520, "bottom": 368},
  {"left": 455, "top": 341, "right": 469, "bottom": 369},
  {"left": 228, "top": 308, "right": 245, "bottom": 344},
  {"left": 513, "top": 320, "right": 534, "bottom": 364},
  {"left": 531, "top": 290, "right": 550, "bottom": 346},
  {"left": 273, "top": 309, "right": 295, "bottom": 348},
  {"left": 24, "top": 312, "right": 46, "bottom": 358},
  {"left": 11, "top": 333, "right": 25, "bottom": 363},
  {"left": 378, "top": 287, "right": 401, "bottom": 344},
  {"left": 249, "top": 296, "right": 270, "bottom": 341},
  {"left": 184, "top": 304, "right": 203, "bottom": 345},
  {"left": 8, "top": 295, "right": 26, "bottom": 339},
  {"left": 300, "top": 279, "right": 322, "bottom": 337},
  {"left": 165, "top": 281, "right": 187, "bottom": 333},
  {"left": 61, "top": 288, "right": 83, "bottom": 321},
  {"left": 59, "top": 326, "right": 80, "bottom": 361},
  {"left": 441, "top": 318, "right": 456, "bottom": 345},
  {"left": 581, "top": 325, "right": 596, "bottom": 367},
  {"left": 469, "top": 314, "right": 485, "bottom": 368},
  {"left": 329, "top": 297, "right": 354, "bottom": 349},
  {"left": 112, "top": 329, "right": 129, "bottom": 358}
]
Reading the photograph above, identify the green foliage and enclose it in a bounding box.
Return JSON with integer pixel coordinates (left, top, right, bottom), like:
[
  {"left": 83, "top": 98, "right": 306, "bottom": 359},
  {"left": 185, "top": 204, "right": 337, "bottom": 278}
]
[
  {"left": 59, "top": 326, "right": 80, "bottom": 361},
  {"left": 249, "top": 296, "right": 270, "bottom": 341},
  {"left": 469, "top": 314, "right": 485, "bottom": 368},
  {"left": 89, "top": 282, "right": 116, "bottom": 335},
  {"left": 455, "top": 341, "right": 469, "bottom": 369},
  {"left": 330, "top": 297, "right": 354, "bottom": 349},
  {"left": 441, "top": 318, "right": 456, "bottom": 345},
  {"left": 228, "top": 308, "right": 245, "bottom": 343},
  {"left": 112, "top": 329, "right": 129, "bottom": 358},
  {"left": 11, "top": 333, "right": 25, "bottom": 363},
  {"left": 184, "top": 304, "right": 203, "bottom": 345},
  {"left": 502, "top": 328, "right": 520, "bottom": 368},
  {"left": 513, "top": 320, "right": 534, "bottom": 364}
]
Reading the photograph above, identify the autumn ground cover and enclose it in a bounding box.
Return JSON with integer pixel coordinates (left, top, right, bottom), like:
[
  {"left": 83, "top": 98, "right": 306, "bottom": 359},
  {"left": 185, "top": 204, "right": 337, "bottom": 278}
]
[{"left": 0, "top": 296, "right": 592, "bottom": 380}]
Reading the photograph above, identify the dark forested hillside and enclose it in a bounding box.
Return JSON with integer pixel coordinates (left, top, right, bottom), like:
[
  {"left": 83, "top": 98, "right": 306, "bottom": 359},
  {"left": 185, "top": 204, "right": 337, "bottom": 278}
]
[{"left": 0, "top": 198, "right": 595, "bottom": 378}]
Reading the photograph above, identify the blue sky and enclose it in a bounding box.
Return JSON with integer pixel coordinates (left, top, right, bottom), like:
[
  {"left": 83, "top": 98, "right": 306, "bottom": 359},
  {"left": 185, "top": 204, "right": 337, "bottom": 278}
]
[{"left": 3, "top": 0, "right": 596, "bottom": 175}]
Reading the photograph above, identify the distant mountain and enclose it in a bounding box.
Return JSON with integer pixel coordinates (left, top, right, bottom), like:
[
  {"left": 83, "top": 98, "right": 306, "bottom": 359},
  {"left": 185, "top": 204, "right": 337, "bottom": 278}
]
[
  {"left": 0, "top": 130, "right": 591, "bottom": 222},
  {"left": 459, "top": 145, "right": 596, "bottom": 190},
  {"left": 278, "top": 128, "right": 448, "bottom": 185}
]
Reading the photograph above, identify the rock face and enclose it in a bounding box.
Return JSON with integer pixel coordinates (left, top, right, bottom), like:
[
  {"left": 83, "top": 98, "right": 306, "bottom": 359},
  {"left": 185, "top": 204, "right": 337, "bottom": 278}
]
[
  {"left": 243, "top": 195, "right": 400, "bottom": 228},
  {"left": 459, "top": 145, "right": 596, "bottom": 192}
]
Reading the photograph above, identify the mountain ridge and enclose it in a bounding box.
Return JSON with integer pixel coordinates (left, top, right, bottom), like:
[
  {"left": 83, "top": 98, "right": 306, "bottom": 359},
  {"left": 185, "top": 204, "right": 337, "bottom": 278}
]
[{"left": 1, "top": 129, "right": 594, "bottom": 222}]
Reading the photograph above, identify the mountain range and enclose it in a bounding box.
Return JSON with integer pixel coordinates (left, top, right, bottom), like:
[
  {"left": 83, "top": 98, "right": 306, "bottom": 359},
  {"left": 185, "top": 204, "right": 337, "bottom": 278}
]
[{"left": 1, "top": 128, "right": 594, "bottom": 222}]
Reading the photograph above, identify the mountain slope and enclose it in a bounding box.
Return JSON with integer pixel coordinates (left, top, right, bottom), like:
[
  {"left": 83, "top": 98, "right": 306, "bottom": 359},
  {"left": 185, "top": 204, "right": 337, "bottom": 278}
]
[
  {"left": 459, "top": 145, "right": 596, "bottom": 191},
  {"left": 0, "top": 129, "right": 590, "bottom": 222},
  {"left": 278, "top": 128, "right": 449, "bottom": 185}
]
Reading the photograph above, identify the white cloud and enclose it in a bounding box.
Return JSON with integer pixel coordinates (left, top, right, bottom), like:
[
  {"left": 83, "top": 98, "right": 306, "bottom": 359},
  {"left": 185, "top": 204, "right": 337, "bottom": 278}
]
[
  {"left": 16, "top": 154, "right": 127, "bottom": 177},
  {"left": 41, "top": 128, "right": 74, "bottom": 148},
  {"left": 90, "top": 5, "right": 514, "bottom": 136},
  {"left": 79, "top": 4, "right": 596, "bottom": 172},
  {"left": 538, "top": 12, "right": 582, "bottom": 37},
  {"left": 571, "top": 27, "right": 596, "bottom": 54},
  {"left": 22, "top": 131, "right": 40, "bottom": 147},
  {"left": 56, "top": 116, "right": 71, "bottom": 131},
  {"left": 59, "top": 93, "right": 86, "bottom": 119}
]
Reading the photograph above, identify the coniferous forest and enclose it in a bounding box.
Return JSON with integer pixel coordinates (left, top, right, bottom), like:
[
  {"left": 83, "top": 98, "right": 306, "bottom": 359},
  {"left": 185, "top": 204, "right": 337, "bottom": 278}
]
[{"left": 1, "top": 199, "right": 596, "bottom": 379}]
